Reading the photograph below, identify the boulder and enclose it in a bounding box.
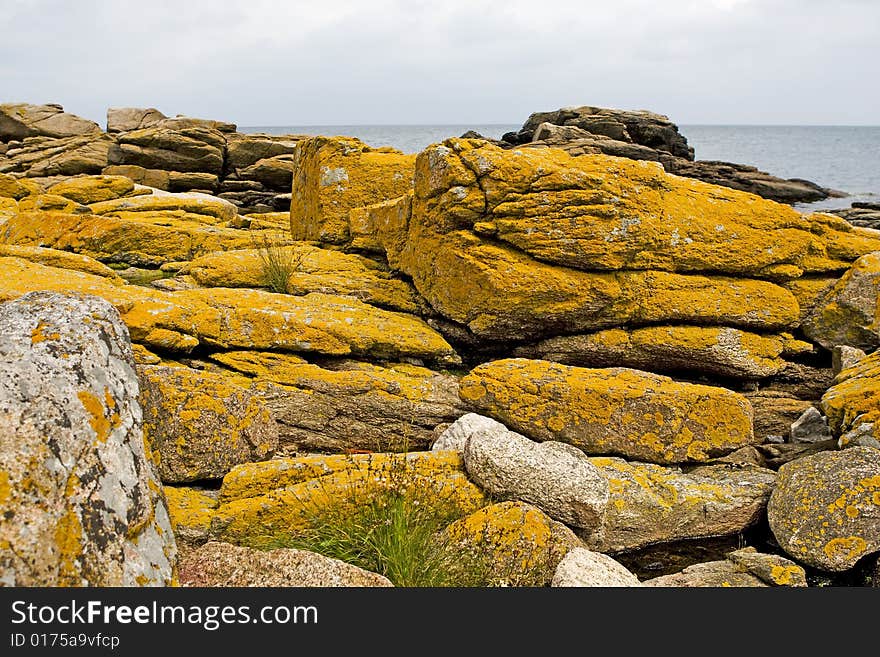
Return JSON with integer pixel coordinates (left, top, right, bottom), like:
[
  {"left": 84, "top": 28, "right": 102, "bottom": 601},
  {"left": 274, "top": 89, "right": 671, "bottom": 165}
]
[
  {"left": 0, "top": 292, "right": 176, "bottom": 586},
  {"left": 109, "top": 126, "right": 225, "bottom": 174},
  {"left": 239, "top": 154, "right": 297, "bottom": 191},
  {"left": 0, "top": 134, "right": 113, "bottom": 177},
  {"left": 822, "top": 349, "right": 880, "bottom": 444},
  {"left": 211, "top": 351, "right": 467, "bottom": 453},
  {"left": 102, "top": 164, "right": 171, "bottom": 190},
  {"left": 643, "top": 561, "right": 769, "bottom": 587},
  {"left": 106, "top": 107, "right": 167, "bottom": 133},
  {"left": 0, "top": 172, "right": 32, "bottom": 199},
  {"left": 768, "top": 447, "right": 880, "bottom": 571},
  {"left": 0, "top": 244, "right": 123, "bottom": 281},
  {"left": 803, "top": 252, "right": 880, "bottom": 351},
  {"left": 88, "top": 190, "right": 238, "bottom": 224},
  {"left": 138, "top": 365, "right": 278, "bottom": 482},
  {"left": 178, "top": 541, "right": 392, "bottom": 587},
  {"left": 790, "top": 407, "right": 833, "bottom": 444},
  {"left": 460, "top": 358, "right": 756, "bottom": 464},
  {"left": 290, "top": 136, "right": 416, "bottom": 245},
  {"left": 225, "top": 133, "right": 300, "bottom": 171},
  {"left": 432, "top": 412, "right": 507, "bottom": 452},
  {"left": 440, "top": 501, "right": 582, "bottom": 586},
  {"left": 514, "top": 326, "right": 790, "bottom": 379},
  {"left": 551, "top": 547, "right": 641, "bottom": 587},
  {"left": 726, "top": 547, "right": 808, "bottom": 586},
  {"left": 462, "top": 427, "right": 609, "bottom": 530},
  {"left": 163, "top": 486, "right": 217, "bottom": 546},
  {"left": 588, "top": 458, "right": 776, "bottom": 552},
  {"left": 0, "top": 103, "right": 101, "bottom": 140},
  {"left": 745, "top": 392, "right": 812, "bottom": 443},
  {"left": 833, "top": 345, "right": 867, "bottom": 375},
  {"left": 46, "top": 174, "right": 136, "bottom": 204}
]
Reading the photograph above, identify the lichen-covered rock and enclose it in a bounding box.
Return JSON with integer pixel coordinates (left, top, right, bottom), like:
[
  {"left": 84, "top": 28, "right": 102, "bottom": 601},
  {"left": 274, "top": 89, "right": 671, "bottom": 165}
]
[
  {"left": 803, "top": 252, "right": 880, "bottom": 350},
  {"left": 832, "top": 345, "right": 867, "bottom": 375},
  {"left": 432, "top": 413, "right": 508, "bottom": 453},
  {"left": 348, "top": 194, "right": 412, "bottom": 255},
  {"left": 462, "top": 427, "right": 609, "bottom": 531},
  {"left": 188, "top": 244, "right": 425, "bottom": 314},
  {"left": 211, "top": 351, "right": 466, "bottom": 453},
  {"left": 1, "top": 210, "right": 282, "bottom": 267},
  {"left": 17, "top": 192, "right": 88, "bottom": 213},
  {"left": 0, "top": 103, "right": 101, "bottom": 140},
  {"left": 551, "top": 547, "right": 641, "bottom": 587},
  {"left": 391, "top": 230, "right": 799, "bottom": 342},
  {"left": 0, "top": 291, "right": 176, "bottom": 586},
  {"left": 726, "top": 547, "right": 808, "bottom": 586},
  {"left": 163, "top": 486, "right": 218, "bottom": 546},
  {"left": 0, "top": 172, "right": 32, "bottom": 199},
  {"left": 178, "top": 541, "right": 392, "bottom": 587},
  {"left": 746, "top": 392, "right": 812, "bottom": 443},
  {"left": 514, "top": 325, "right": 789, "bottom": 379},
  {"left": 47, "top": 175, "right": 136, "bottom": 204},
  {"left": 106, "top": 107, "right": 167, "bottom": 133},
  {"left": 460, "top": 358, "right": 755, "bottom": 464},
  {"left": 0, "top": 257, "right": 458, "bottom": 363},
  {"left": 643, "top": 560, "right": 769, "bottom": 587},
  {"left": 821, "top": 349, "right": 880, "bottom": 444},
  {"left": 410, "top": 139, "right": 880, "bottom": 279},
  {"left": 102, "top": 164, "right": 172, "bottom": 190},
  {"left": 588, "top": 458, "right": 776, "bottom": 552},
  {"left": 225, "top": 133, "right": 301, "bottom": 171},
  {"left": 441, "top": 501, "right": 582, "bottom": 587},
  {"left": 0, "top": 197, "right": 18, "bottom": 221},
  {"left": 784, "top": 276, "right": 838, "bottom": 323},
  {"left": 138, "top": 365, "right": 278, "bottom": 483},
  {"left": 212, "top": 451, "right": 487, "bottom": 548},
  {"left": 289, "top": 136, "right": 416, "bottom": 245},
  {"left": 0, "top": 244, "right": 123, "bottom": 281},
  {"left": 768, "top": 447, "right": 880, "bottom": 572},
  {"left": 89, "top": 190, "right": 238, "bottom": 224}
]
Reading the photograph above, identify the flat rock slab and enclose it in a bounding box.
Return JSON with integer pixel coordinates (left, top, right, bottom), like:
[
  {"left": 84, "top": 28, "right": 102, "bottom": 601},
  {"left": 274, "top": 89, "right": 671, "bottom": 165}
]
[
  {"left": 460, "top": 358, "right": 756, "bottom": 464},
  {"left": 551, "top": 547, "right": 641, "bottom": 587}
]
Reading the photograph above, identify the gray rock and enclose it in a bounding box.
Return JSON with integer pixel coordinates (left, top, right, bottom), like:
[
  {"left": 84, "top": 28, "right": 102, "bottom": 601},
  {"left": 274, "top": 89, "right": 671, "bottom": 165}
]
[
  {"left": 768, "top": 447, "right": 880, "bottom": 571},
  {"left": 178, "top": 541, "right": 392, "bottom": 587},
  {"left": 0, "top": 103, "right": 101, "bottom": 140},
  {"left": 225, "top": 133, "right": 300, "bottom": 171},
  {"left": 462, "top": 427, "right": 609, "bottom": 530},
  {"left": 0, "top": 291, "right": 176, "bottom": 586},
  {"left": 833, "top": 345, "right": 867, "bottom": 375},
  {"left": 432, "top": 412, "right": 508, "bottom": 452},
  {"left": 839, "top": 422, "right": 880, "bottom": 449},
  {"left": 0, "top": 134, "right": 113, "bottom": 177},
  {"left": 643, "top": 560, "right": 769, "bottom": 587},
  {"left": 790, "top": 406, "right": 833, "bottom": 443},
  {"left": 551, "top": 547, "right": 641, "bottom": 587},
  {"left": 109, "top": 126, "right": 226, "bottom": 174},
  {"left": 106, "top": 107, "right": 167, "bottom": 133}
]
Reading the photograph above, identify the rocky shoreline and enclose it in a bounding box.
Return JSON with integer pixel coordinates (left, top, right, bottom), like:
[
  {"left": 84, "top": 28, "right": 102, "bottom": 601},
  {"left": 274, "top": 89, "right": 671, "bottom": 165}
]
[{"left": 1, "top": 102, "right": 879, "bottom": 588}]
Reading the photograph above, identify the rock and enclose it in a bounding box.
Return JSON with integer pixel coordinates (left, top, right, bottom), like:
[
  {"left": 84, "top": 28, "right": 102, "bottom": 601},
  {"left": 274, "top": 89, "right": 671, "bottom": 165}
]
[
  {"left": 109, "top": 126, "right": 225, "bottom": 175},
  {"left": 102, "top": 164, "right": 171, "bottom": 190},
  {"left": 0, "top": 291, "right": 176, "bottom": 586},
  {"left": 462, "top": 426, "right": 609, "bottom": 530},
  {"left": 0, "top": 103, "right": 101, "bottom": 140},
  {"left": 784, "top": 276, "right": 838, "bottom": 323},
  {"left": 163, "top": 486, "right": 218, "bottom": 546},
  {"left": 290, "top": 136, "right": 416, "bottom": 245},
  {"left": 830, "top": 203, "right": 880, "bottom": 230},
  {"left": 790, "top": 407, "right": 833, "bottom": 443},
  {"left": 460, "top": 358, "right": 755, "bottom": 464},
  {"left": 17, "top": 192, "right": 88, "bottom": 213},
  {"left": 157, "top": 116, "right": 236, "bottom": 133},
  {"left": 0, "top": 134, "right": 113, "bottom": 177},
  {"left": 726, "top": 547, "right": 808, "bottom": 586},
  {"left": 1, "top": 210, "right": 277, "bottom": 267},
  {"left": 663, "top": 158, "right": 829, "bottom": 204},
  {"left": 756, "top": 439, "right": 838, "bottom": 470},
  {"left": 551, "top": 547, "right": 641, "bottom": 587},
  {"left": 0, "top": 172, "right": 32, "bottom": 199},
  {"left": 440, "top": 501, "right": 582, "bottom": 586},
  {"left": 211, "top": 351, "right": 467, "bottom": 453},
  {"left": 46, "top": 174, "right": 136, "bottom": 204},
  {"left": 768, "top": 447, "right": 880, "bottom": 571},
  {"left": 89, "top": 189, "right": 237, "bottom": 223},
  {"left": 239, "top": 154, "right": 297, "bottom": 191},
  {"left": 761, "top": 361, "right": 836, "bottom": 400},
  {"left": 643, "top": 561, "right": 768, "bottom": 587},
  {"left": 803, "top": 252, "right": 880, "bottom": 351},
  {"left": 167, "top": 171, "right": 219, "bottom": 193},
  {"left": 225, "top": 133, "right": 300, "bottom": 171},
  {"left": 138, "top": 365, "right": 278, "bottom": 482},
  {"left": 839, "top": 423, "right": 880, "bottom": 450},
  {"left": 178, "top": 541, "right": 392, "bottom": 587},
  {"left": 212, "top": 451, "right": 487, "bottom": 548},
  {"left": 507, "top": 105, "right": 693, "bottom": 159},
  {"left": 514, "top": 326, "right": 789, "bottom": 379},
  {"left": 587, "top": 458, "right": 776, "bottom": 552},
  {"left": 822, "top": 349, "right": 880, "bottom": 445},
  {"left": 0, "top": 244, "right": 123, "bottom": 281},
  {"left": 0, "top": 257, "right": 459, "bottom": 364},
  {"left": 833, "top": 345, "right": 867, "bottom": 375},
  {"left": 529, "top": 122, "right": 663, "bottom": 160},
  {"left": 432, "top": 413, "right": 507, "bottom": 452},
  {"left": 106, "top": 107, "right": 167, "bottom": 133},
  {"left": 188, "top": 243, "right": 424, "bottom": 314},
  {"left": 0, "top": 197, "right": 19, "bottom": 222},
  {"left": 745, "top": 392, "right": 812, "bottom": 443}
]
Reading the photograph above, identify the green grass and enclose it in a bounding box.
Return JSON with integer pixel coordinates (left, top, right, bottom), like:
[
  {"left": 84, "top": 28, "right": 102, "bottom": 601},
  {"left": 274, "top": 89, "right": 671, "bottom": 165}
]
[{"left": 253, "top": 234, "right": 300, "bottom": 294}]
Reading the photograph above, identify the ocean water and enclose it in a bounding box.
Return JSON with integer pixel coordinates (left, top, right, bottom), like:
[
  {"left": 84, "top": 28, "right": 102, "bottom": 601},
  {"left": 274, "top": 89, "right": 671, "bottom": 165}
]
[{"left": 242, "top": 124, "right": 880, "bottom": 211}]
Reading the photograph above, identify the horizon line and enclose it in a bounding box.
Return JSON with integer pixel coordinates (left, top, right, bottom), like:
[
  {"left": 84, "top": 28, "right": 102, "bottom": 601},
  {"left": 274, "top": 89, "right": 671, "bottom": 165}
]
[{"left": 236, "top": 122, "right": 880, "bottom": 128}]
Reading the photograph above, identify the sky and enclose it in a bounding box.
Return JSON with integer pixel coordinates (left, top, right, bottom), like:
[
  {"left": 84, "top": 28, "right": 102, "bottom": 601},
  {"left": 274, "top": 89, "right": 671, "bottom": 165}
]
[{"left": 1, "top": 0, "right": 878, "bottom": 127}]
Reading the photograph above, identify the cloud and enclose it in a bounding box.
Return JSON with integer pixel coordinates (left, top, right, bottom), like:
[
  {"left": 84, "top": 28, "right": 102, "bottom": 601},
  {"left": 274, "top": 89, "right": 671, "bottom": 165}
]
[{"left": 1, "top": 0, "right": 877, "bottom": 126}]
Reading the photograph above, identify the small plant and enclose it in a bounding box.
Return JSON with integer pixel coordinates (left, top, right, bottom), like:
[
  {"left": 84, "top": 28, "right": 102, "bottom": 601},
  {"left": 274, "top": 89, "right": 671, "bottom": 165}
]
[
  {"left": 279, "top": 454, "right": 494, "bottom": 587},
  {"left": 252, "top": 233, "right": 300, "bottom": 294}
]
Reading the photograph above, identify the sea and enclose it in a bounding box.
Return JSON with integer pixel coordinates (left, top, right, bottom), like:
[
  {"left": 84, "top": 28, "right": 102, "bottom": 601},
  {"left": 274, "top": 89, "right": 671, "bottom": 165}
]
[{"left": 241, "top": 124, "right": 880, "bottom": 212}]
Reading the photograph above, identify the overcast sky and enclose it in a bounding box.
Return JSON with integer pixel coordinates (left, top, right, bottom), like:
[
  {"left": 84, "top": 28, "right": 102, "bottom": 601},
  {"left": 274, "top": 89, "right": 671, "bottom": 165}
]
[{"left": 1, "top": 0, "right": 877, "bottom": 127}]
